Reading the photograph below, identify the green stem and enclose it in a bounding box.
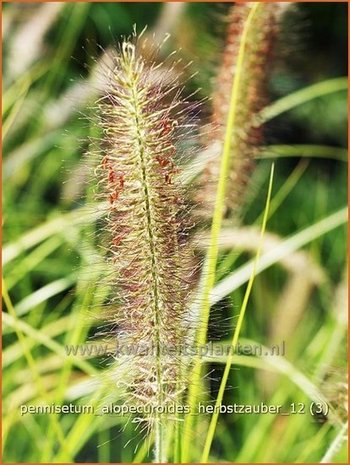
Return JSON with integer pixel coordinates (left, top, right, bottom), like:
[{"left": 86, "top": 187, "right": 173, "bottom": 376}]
[
  {"left": 181, "top": 4, "right": 261, "bottom": 461},
  {"left": 128, "top": 54, "right": 165, "bottom": 463},
  {"left": 201, "top": 165, "right": 274, "bottom": 462}
]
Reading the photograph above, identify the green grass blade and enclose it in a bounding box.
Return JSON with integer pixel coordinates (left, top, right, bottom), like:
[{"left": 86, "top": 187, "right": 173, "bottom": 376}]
[
  {"left": 2, "top": 280, "right": 71, "bottom": 458},
  {"left": 211, "top": 206, "right": 347, "bottom": 305},
  {"left": 181, "top": 5, "right": 262, "bottom": 460},
  {"left": 259, "top": 144, "right": 347, "bottom": 162},
  {"left": 2, "top": 312, "right": 97, "bottom": 376},
  {"left": 200, "top": 164, "right": 274, "bottom": 462},
  {"left": 320, "top": 422, "right": 348, "bottom": 463},
  {"left": 258, "top": 77, "right": 347, "bottom": 123}
]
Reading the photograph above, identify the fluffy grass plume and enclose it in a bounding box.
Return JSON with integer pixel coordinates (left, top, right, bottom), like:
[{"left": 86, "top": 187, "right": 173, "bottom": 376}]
[
  {"left": 200, "top": 3, "right": 281, "bottom": 217},
  {"left": 92, "top": 37, "right": 197, "bottom": 460}
]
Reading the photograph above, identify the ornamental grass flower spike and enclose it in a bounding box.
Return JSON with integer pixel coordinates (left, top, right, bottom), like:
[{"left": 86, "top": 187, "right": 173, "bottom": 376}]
[
  {"left": 92, "top": 37, "right": 197, "bottom": 461},
  {"left": 200, "top": 3, "right": 281, "bottom": 217}
]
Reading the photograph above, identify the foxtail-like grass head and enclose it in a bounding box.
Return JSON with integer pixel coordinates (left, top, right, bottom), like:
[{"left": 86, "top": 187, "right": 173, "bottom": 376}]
[
  {"left": 89, "top": 36, "right": 199, "bottom": 460},
  {"left": 198, "top": 3, "right": 283, "bottom": 219}
]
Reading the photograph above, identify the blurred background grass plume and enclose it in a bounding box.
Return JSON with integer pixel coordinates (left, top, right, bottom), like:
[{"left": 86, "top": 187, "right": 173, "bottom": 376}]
[{"left": 2, "top": 2, "right": 348, "bottom": 463}]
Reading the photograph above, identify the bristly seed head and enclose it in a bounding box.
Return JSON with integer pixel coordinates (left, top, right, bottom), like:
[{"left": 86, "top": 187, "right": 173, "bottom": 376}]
[
  {"left": 198, "top": 3, "right": 282, "bottom": 218},
  {"left": 91, "top": 37, "right": 197, "bottom": 426}
]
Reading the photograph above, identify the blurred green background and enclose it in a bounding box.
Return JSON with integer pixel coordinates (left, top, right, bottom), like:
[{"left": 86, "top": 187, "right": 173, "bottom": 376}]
[{"left": 2, "top": 2, "right": 348, "bottom": 463}]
